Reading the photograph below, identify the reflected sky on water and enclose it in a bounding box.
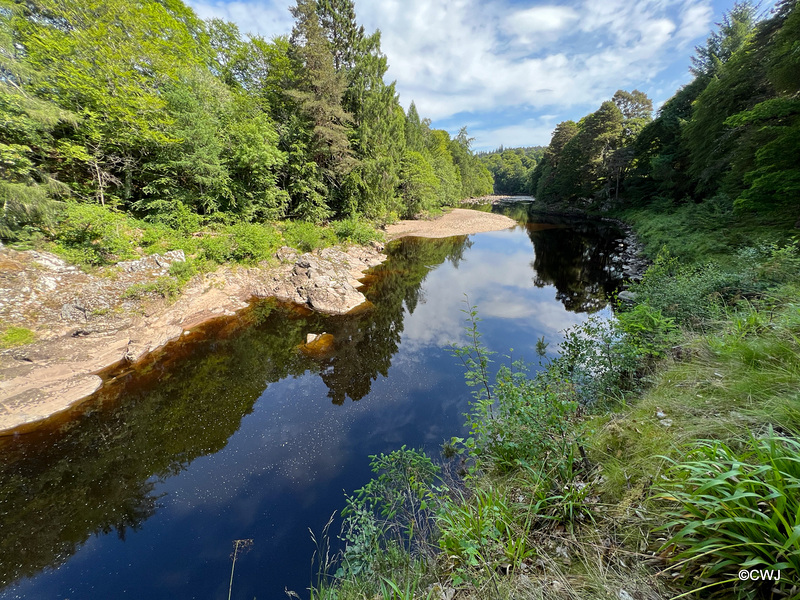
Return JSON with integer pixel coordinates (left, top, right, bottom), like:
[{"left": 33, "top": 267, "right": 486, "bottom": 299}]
[{"left": 0, "top": 206, "right": 626, "bottom": 599}]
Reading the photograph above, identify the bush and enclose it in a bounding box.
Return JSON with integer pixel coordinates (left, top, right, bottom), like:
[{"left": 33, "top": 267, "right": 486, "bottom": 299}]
[
  {"left": 656, "top": 430, "right": 800, "bottom": 598},
  {"left": 281, "top": 220, "right": 336, "bottom": 252},
  {"left": 332, "top": 217, "right": 383, "bottom": 245},
  {"left": 616, "top": 301, "right": 680, "bottom": 359},
  {"left": 54, "top": 203, "right": 140, "bottom": 266},
  {"left": 337, "top": 448, "right": 439, "bottom": 585},
  {"left": 630, "top": 249, "right": 742, "bottom": 329},
  {"left": 199, "top": 223, "right": 281, "bottom": 264},
  {"left": 228, "top": 222, "right": 280, "bottom": 262}
]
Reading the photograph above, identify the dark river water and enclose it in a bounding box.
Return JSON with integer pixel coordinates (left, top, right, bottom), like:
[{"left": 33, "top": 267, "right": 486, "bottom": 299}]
[{"left": 0, "top": 203, "right": 627, "bottom": 599}]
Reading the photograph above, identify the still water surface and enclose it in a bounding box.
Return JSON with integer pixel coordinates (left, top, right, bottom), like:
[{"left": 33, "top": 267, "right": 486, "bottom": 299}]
[{"left": 0, "top": 204, "right": 626, "bottom": 599}]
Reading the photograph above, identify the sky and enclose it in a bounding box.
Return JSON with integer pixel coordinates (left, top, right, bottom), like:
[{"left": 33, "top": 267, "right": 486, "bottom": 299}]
[{"left": 186, "top": 0, "right": 769, "bottom": 151}]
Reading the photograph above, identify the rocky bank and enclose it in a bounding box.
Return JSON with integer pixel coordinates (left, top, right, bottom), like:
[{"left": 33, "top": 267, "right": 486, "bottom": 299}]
[{"left": 0, "top": 242, "right": 385, "bottom": 434}]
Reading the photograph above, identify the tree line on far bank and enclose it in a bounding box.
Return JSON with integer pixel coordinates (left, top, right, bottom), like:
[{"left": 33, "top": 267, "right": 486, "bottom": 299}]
[
  {"left": 0, "top": 0, "right": 494, "bottom": 245},
  {"left": 531, "top": 0, "right": 799, "bottom": 228}
]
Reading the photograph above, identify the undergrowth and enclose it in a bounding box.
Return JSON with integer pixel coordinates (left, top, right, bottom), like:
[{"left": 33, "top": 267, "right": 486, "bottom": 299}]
[{"left": 303, "top": 241, "right": 800, "bottom": 600}]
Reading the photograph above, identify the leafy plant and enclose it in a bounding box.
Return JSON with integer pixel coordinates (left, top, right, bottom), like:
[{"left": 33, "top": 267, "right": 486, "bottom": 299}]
[
  {"left": 332, "top": 216, "right": 383, "bottom": 245},
  {"left": 655, "top": 430, "right": 800, "bottom": 598},
  {"left": 281, "top": 220, "right": 336, "bottom": 253},
  {"left": 437, "top": 485, "right": 519, "bottom": 581},
  {"left": 338, "top": 447, "right": 440, "bottom": 582},
  {"left": 121, "top": 277, "right": 181, "bottom": 301}
]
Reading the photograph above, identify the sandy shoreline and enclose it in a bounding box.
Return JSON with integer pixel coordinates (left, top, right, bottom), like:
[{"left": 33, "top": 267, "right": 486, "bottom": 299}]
[
  {"left": 385, "top": 208, "right": 517, "bottom": 240},
  {"left": 0, "top": 207, "right": 517, "bottom": 434}
]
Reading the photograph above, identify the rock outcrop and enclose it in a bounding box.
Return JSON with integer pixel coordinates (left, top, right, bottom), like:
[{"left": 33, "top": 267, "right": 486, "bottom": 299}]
[{"left": 0, "top": 243, "right": 387, "bottom": 433}]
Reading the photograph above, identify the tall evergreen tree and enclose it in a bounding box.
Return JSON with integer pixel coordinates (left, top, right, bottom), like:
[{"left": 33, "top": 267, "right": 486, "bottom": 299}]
[{"left": 289, "top": 0, "right": 357, "bottom": 220}]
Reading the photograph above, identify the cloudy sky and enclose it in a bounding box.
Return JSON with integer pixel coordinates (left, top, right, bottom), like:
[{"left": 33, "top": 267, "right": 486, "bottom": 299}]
[{"left": 187, "top": 0, "right": 765, "bottom": 151}]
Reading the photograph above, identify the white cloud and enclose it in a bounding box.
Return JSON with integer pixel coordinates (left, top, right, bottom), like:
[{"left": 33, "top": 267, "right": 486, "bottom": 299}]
[{"left": 185, "top": 0, "right": 717, "bottom": 148}]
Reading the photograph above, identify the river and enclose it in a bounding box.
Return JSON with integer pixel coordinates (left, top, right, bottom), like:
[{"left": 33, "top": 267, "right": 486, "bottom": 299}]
[{"left": 0, "top": 203, "right": 627, "bottom": 599}]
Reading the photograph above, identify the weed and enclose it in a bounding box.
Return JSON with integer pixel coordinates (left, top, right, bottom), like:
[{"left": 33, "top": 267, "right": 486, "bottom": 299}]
[{"left": 121, "top": 277, "right": 181, "bottom": 301}]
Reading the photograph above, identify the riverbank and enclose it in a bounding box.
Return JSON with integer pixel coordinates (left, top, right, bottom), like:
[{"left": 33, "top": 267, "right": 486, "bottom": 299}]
[
  {"left": 0, "top": 243, "right": 386, "bottom": 434},
  {"left": 308, "top": 207, "right": 800, "bottom": 600},
  {"left": 0, "top": 207, "right": 517, "bottom": 434},
  {"left": 385, "top": 208, "right": 516, "bottom": 239}
]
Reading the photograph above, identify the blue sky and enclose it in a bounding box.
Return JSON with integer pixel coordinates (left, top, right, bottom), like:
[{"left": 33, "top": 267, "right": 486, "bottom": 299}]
[{"left": 187, "top": 0, "right": 770, "bottom": 151}]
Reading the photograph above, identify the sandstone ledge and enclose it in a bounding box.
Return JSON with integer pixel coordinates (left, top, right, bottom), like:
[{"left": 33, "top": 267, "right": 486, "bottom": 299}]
[{"left": 0, "top": 243, "right": 386, "bottom": 434}]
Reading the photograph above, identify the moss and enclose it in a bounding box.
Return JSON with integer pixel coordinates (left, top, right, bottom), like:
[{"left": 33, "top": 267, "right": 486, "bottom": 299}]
[{"left": 0, "top": 326, "right": 35, "bottom": 348}]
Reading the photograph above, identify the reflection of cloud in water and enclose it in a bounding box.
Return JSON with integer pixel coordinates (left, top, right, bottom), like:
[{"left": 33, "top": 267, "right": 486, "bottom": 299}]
[{"left": 401, "top": 230, "right": 597, "bottom": 351}]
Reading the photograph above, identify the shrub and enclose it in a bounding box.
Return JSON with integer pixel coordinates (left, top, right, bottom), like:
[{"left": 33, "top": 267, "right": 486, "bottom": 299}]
[
  {"left": 616, "top": 301, "right": 680, "bottom": 360},
  {"left": 199, "top": 223, "right": 280, "bottom": 264},
  {"left": 199, "top": 234, "right": 235, "bottom": 264},
  {"left": 336, "top": 448, "right": 439, "bottom": 587},
  {"left": 281, "top": 220, "right": 336, "bottom": 252},
  {"left": 656, "top": 430, "right": 800, "bottom": 598},
  {"left": 332, "top": 217, "right": 383, "bottom": 245},
  {"left": 228, "top": 222, "right": 280, "bottom": 262},
  {"left": 54, "top": 203, "right": 140, "bottom": 266},
  {"left": 630, "top": 249, "right": 741, "bottom": 329}
]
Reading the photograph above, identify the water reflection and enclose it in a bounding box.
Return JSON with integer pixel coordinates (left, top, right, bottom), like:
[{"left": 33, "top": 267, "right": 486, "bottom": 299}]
[
  {"left": 0, "top": 207, "right": 627, "bottom": 598},
  {"left": 0, "top": 236, "right": 470, "bottom": 589},
  {"left": 491, "top": 202, "right": 625, "bottom": 313}
]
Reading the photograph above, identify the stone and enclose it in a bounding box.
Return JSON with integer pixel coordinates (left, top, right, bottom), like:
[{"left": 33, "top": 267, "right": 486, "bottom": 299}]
[
  {"left": 118, "top": 250, "right": 185, "bottom": 273},
  {"left": 61, "top": 300, "right": 88, "bottom": 322},
  {"left": 617, "top": 290, "right": 637, "bottom": 303}
]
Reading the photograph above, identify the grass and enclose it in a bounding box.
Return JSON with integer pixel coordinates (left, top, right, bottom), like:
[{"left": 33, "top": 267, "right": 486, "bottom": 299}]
[
  {"left": 0, "top": 326, "right": 35, "bottom": 348},
  {"left": 309, "top": 237, "right": 800, "bottom": 600},
  {"left": 616, "top": 199, "right": 797, "bottom": 264}
]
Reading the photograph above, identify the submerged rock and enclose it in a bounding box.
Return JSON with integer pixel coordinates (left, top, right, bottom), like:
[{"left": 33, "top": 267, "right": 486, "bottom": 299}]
[{"left": 299, "top": 332, "right": 335, "bottom": 357}]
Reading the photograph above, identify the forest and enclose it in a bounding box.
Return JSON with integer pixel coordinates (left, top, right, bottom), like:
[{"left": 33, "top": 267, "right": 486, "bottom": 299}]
[
  {"left": 0, "top": 0, "right": 493, "bottom": 262},
  {"left": 530, "top": 0, "right": 799, "bottom": 257}
]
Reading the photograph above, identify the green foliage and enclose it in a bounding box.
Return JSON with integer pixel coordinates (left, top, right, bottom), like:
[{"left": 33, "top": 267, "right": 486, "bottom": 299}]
[
  {"left": 479, "top": 146, "right": 543, "bottom": 196},
  {"left": 437, "top": 485, "right": 518, "bottom": 577},
  {"left": 331, "top": 217, "right": 383, "bottom": 245},
  {"left": 281, "top": 220, "right": 336, "bottom": 252},
  {"left": 199, "top": 223, "right": 281, "bottom": 264},
  {"left": 656, "top": 430, "right": 800, "bottom": 598},
  {"left": 615, "top": 302, "right": 679, "bottom": 359},
  {"left": 338, "top": 447, "right": 439, "bottom": 581},
  {"left": 121, "top": 277, "right": 181, "bottom": 301},
  {"left": 629, "top": 249, "right": 735, "bottom": 328},
  {"left": 0, "top": 0, "right": 489, "bottom": 247},
  {"left": 0, "top": 326, "right": 35, "bottom": 348},
  {"left": 399, "top": 150, "right": 439, "bottom": 218},
  {"left": 54, "top": 203, "right": 139, "bottom": 266},
  {"left": 168, "top": 258, "right": 199, "bottom": 284}
]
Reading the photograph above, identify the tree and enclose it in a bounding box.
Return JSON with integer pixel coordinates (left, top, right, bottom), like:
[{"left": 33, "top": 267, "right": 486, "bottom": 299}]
[{"left": 288, "top": 0, "right": 357, "bottom": 220}]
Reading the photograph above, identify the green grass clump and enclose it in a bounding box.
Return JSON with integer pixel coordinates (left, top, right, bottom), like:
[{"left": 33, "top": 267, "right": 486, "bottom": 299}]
[
  {"left": 0, "top": 326, "right": 35, "bottom": 348},
  {"left": 655, "top": 431, "right": 800, "bottom": 598},
  {"left": 121, "top": 277, "right": 181, "bottom": 301}
]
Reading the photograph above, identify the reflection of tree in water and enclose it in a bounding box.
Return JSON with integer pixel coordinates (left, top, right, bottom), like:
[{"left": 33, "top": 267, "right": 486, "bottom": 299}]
[
  {"left": 490, "top": 202, "right": 625, "bottom": 313},
  {"left": 0, "top": 236, "right": 470, "bottom": 589},
  {"left": 527, "top": 220, "right": 624, "bottom": 313},
  {"left": 317, "top": 236, "right": 471, "bottom": 404}
]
